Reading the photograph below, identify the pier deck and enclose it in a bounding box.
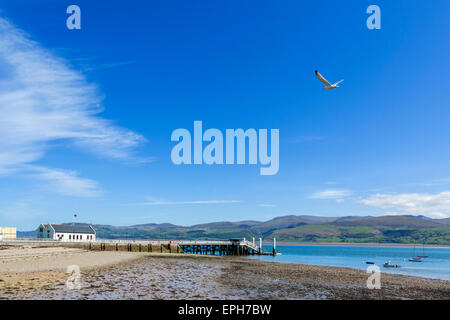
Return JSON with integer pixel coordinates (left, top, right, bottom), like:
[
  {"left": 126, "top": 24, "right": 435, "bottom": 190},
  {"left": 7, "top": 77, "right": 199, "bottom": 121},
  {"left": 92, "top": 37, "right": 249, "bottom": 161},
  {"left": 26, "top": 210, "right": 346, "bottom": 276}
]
[
  {"left": 179, "top": 239, "right": 261, "bottom": 256},
  {"left": 1, "top": 238, "right": 278, "bottom": 256}
]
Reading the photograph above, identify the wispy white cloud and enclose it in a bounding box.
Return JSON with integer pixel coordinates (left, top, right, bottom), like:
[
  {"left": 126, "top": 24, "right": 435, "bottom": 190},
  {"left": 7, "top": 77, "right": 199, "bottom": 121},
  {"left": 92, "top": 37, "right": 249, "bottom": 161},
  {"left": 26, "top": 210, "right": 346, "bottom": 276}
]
[
  {"left": 360, "top": 191, "right": 450, "bottom": 219},
  {"left": 290, "top": 136, "right": 325, "bottom": 143},
  {"left": 0, "top": 198, "right": 37, "bottom": 222},
  {"left": 258, "top": 203, "right": 275, "bottom": 207},
  {"left": 406, "top": 178, "right": 450, "bottom": 188},
  {"left": 0, "top": 17, "right": 145, "bottom": 196},
  {"left": 138, "top": 198, "right": 241, "bottom": 206},
  {"left": 309, "top": 189, "right": 352, "bottom": 200},
  {"left": 26, "top": 166, "right": 101, "bottom": 197},
  {"left": 80, "top": 61, "right": 135, "bottom": 72}
]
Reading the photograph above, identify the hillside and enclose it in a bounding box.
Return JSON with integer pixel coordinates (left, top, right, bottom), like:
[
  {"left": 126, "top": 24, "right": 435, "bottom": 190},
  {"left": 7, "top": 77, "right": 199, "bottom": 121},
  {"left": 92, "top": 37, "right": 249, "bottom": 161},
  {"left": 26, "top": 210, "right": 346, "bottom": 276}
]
[
  {"left": 331, "top": 215, "right": 444, "bottom": 228},
  {"left": 17, "top": 215, "right": 450, "bottom": 244}
]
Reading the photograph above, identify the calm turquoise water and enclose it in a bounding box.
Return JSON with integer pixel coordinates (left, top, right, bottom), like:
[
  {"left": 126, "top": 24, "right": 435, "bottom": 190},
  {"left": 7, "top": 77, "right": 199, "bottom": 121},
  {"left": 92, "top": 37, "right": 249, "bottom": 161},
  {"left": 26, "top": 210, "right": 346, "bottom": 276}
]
[{"left": 248, "top": 245, "right": 450, "bottom": 281}]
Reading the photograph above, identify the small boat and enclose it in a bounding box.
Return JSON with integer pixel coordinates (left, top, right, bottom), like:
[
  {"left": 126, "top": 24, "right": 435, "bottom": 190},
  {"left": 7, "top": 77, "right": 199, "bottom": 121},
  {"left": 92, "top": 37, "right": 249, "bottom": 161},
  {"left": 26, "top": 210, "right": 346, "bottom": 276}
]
[
  {"left": 365, "top": 261, "right": 375, "bottom": 264},
  {"left": 409, "top": 243, "right": 423, "bottom": 262},
  {"left": 383, "top": 261, "right": 400, "bottom": 268},
  {"left": 417, "top": 244, "right": 428, "bottom": 258},
  {"left": 409, "top": 257, "right": 423, "bottom": 262}
]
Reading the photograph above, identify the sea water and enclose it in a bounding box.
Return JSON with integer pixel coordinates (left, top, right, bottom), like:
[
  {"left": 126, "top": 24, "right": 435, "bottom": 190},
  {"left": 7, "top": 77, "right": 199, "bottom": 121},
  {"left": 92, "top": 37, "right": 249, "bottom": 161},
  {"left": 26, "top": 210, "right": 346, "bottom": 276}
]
[{"left": 248, "top": 245, "right": 450, "bottom": 281}]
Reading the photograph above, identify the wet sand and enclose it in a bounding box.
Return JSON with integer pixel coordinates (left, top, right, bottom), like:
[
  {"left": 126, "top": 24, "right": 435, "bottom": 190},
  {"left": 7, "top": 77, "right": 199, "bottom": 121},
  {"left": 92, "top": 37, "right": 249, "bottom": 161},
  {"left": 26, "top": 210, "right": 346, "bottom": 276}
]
[
  {"left": 0, "top": 247, "right": 449, "bottom": 300},
  {"left": 215, "top": 257, "right": 450, "bottom": 299},
  {"left": 0, "top": 245, "right": 145, "bottom": 273}
]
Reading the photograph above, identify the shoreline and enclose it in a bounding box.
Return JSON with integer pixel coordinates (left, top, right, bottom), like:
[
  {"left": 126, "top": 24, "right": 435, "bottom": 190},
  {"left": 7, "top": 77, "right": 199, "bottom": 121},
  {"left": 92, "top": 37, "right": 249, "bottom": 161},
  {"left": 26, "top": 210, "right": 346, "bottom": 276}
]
[
  {"left": 268, "top": 242, "right": 450, "bottom": 249},
  {"left": 216, "top": 256, "right": 450, "bottom": 299},
  {"left": 0, "top": 246, "right": 449, "bottom": 299},
  {"left": 246, "top": 256, "right": 450, "bottom": 282}
]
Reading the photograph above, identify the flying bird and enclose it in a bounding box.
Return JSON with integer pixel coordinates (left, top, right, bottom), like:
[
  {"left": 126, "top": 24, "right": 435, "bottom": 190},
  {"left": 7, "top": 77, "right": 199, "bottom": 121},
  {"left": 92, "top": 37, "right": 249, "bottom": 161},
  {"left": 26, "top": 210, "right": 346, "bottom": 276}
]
[{"left": 315, "top": 70, "right": 344, "bottom": 90}]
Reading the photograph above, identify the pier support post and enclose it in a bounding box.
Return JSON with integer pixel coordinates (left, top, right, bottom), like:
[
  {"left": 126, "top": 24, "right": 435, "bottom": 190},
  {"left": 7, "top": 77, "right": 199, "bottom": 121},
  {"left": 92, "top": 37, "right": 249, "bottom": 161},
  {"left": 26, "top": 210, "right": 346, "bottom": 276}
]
[
  {"left": 259, "top": 238, "right": 262, "bottom": 255},
  {"left": 273, "top": 238, "right": 276, "bottom": 255}
]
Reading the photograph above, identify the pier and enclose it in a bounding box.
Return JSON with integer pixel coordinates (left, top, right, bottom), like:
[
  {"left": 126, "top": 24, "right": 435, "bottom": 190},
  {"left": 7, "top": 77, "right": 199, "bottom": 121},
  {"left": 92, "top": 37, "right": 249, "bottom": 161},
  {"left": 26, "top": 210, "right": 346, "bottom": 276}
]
[
  {"left": 0, "top": 238, "right": 279, "bottom": 256},
  {"left": 179, "top": 239, "right": 266, "bottom": 256}
]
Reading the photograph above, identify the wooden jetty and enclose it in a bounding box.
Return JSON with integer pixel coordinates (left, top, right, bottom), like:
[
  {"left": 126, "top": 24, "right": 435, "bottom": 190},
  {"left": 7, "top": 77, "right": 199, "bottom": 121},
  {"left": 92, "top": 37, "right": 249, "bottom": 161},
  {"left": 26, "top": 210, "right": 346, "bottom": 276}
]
[
  {"left": 1, "top": 237, "right": 279, "bottom": 256},
  {"left": 179, "top": 239, "right": 262, "bottom": 256}
]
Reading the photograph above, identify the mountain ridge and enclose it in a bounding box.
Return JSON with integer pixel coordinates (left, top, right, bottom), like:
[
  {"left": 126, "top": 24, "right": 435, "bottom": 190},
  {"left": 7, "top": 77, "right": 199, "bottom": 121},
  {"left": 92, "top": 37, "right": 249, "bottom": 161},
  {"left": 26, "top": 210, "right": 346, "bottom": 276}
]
[{"left": 18, "top": 214, "right": 450, "bottom": 244}]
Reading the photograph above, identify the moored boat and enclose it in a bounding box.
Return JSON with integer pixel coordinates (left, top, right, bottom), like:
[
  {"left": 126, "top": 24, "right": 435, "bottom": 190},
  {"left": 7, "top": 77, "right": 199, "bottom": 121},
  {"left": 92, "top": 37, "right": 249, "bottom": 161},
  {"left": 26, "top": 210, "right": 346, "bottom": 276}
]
[
  {"left": 383, "top": 261, "right": 400, "bottom": 268},
  {"left": 409, "top": 243, "right": 423, "bottom": 262},
  {"left": 409, "top": 257, "right": 423, "bottom": 262},
  {"left": 417, "top": 244, "right": 428, "bottom": 258}
]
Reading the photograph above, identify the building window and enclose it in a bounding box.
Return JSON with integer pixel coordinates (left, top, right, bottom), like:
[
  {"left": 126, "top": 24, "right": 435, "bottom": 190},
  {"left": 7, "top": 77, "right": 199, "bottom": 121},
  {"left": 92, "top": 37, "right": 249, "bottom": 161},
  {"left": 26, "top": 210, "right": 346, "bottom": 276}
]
[{"left": 69, "top": 235, "right": 71, "bottom": 240}]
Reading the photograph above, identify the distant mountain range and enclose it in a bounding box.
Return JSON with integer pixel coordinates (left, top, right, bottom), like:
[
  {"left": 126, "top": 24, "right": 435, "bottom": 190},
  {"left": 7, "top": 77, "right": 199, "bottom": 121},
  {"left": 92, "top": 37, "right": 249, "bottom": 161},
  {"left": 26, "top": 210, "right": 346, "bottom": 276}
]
[{"left": 19, "top": 215, "right": 450, "bottom": 244}]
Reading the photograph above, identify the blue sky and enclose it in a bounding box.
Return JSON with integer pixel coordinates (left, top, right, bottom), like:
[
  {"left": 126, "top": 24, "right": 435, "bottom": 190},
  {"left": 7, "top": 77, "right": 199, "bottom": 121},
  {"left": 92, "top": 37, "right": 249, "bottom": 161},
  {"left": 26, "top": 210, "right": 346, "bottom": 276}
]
[{"left": 0, "top": 1, "right": 449, "bottom": 230}]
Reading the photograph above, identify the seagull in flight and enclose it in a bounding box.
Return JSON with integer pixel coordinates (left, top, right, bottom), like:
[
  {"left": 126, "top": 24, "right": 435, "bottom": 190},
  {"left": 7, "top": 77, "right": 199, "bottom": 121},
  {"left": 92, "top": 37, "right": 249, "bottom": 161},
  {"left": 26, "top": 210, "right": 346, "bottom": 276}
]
[{"left": 315, "top": 70, "right": 344, "bottom": 90}]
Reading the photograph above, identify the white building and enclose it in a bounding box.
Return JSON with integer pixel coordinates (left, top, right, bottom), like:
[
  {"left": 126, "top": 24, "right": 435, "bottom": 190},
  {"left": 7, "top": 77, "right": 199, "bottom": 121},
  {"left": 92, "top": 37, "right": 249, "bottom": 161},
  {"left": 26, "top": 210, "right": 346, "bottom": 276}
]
[
  {"left": 0, "top": 227, "right": 16, "bottom": 240},
  {"left": 37, "top": 224, "right": 96, "bottom": 241}
]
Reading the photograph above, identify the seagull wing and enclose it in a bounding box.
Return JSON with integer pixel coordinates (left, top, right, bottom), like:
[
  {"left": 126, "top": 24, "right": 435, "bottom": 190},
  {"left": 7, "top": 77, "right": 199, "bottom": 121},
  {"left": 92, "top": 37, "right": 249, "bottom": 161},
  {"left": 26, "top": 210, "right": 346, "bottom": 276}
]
[{"left": 315, "top": 70, "right": 331, "bottom": 86}]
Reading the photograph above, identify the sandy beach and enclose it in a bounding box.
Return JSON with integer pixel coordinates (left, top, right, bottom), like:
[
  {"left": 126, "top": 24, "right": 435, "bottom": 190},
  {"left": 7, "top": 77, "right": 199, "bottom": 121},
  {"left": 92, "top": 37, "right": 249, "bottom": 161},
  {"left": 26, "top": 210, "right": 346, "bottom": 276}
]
[
  {"left": 0, "top": 245, "right": 449, "bottom": 300},
  {"left": 0, "top": 245, "right": 146, "bottom": 273}
]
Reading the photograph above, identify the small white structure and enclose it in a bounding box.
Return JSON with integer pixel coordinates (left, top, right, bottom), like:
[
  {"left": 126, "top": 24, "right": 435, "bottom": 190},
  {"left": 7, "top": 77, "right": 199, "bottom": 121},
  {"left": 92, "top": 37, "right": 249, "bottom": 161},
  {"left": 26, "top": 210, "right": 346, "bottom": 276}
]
[
  {"left": 0, "top": 227, "right": 16, "bottom": 240},
  {"left": 37, "top": 224, "right": 96, "bottom": 242}
]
